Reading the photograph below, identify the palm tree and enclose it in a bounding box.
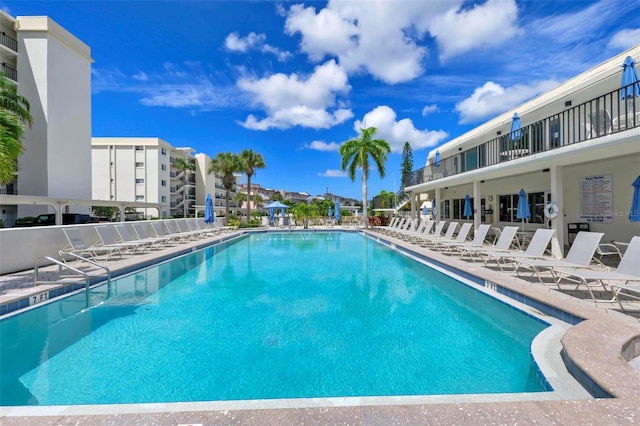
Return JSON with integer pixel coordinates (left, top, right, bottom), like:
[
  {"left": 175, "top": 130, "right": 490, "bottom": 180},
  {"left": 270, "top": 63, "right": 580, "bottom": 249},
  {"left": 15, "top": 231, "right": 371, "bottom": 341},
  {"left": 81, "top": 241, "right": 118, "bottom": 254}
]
[
  {"left": 239, "top": 149, "right": 266, "bottom": 222},
  {"left": 173, "top": 157, "right": 195, "bottom": 217},
  {"left": 209, "top": 152, "right": 240, "bottom": 226},
  {"left": 0, "top": 75, "right": 32, "bottom": 184},
  {"left": 339, "top": 126, "right": 391, "bottom": 228}
]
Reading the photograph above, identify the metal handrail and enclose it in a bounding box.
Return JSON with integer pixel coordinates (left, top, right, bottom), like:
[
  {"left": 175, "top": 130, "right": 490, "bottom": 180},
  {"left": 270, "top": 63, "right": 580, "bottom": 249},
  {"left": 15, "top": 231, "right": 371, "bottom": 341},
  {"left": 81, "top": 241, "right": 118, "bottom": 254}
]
[
  {"left": 407, "top": 82, "right": 640, "bottom": 187},
  {"left": 34, "top": 254, "right": 112, "bottom": 307}
]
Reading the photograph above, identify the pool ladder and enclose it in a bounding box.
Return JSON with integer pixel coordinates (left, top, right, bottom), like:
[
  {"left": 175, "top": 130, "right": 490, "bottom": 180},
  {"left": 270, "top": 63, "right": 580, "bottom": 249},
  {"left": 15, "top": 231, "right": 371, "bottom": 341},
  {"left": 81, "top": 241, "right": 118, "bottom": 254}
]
[{"left": 34, "top": 254, "right": 111, "bottom": 307}]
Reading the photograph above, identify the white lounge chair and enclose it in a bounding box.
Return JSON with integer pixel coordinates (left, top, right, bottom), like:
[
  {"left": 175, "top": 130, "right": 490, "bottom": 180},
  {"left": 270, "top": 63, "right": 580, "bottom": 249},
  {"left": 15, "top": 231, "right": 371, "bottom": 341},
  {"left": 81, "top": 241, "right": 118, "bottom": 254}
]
[
  {"left": 132, "top": 222, "right": 174, "bottom": 246},
  {"left": 404, "top": 221, "right": 435, "bottom": 242},
  {"left": 396, "top": 218, "right": 430, "bottom": 239},
  {"left": 457, "top": 226, "right": 519, "bottom": 261},
  {"left": 431, "top": 222, "right": 473, "bottom": 250},
  {"left": 553, "top": 236, "right": 640, "bottom": 305},
  {"left": 419, "top": 222, "right": 458, "bottom": 247},
  {"left": 115, "top": 223, "right": 163, "bottom": 249},
  {"left": 95, "top": 225, "right": 148, "bottom": 254},
  {"left": 439, "top": 224, "right": 491, "bottom": 255},
  {"left": 59, "top": 227, "right": 124, "bottom": 260},
  {"left": 482, "top": 228, "right": 555, "bottom": 271},
  {"left": 414, "top": 221, "right": 447, "bottom": 245},
  {"left": 515, "top": 231, "right": 604, "bottom": 283}
]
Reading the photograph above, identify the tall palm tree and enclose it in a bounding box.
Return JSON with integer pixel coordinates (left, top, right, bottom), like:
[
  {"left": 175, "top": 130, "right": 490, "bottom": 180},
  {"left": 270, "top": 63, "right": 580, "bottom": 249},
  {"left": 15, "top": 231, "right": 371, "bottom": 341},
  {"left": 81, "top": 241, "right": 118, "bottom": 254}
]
[
  {"left": 0, "top": 74, "right": 32, "bottom": 184},
  {"left": 173, "top": 157, "right": 195, "bottom": 217},
  {"left": 209, "top": 152, "right": 240, "bottom": 226},
  {"left": 339, "top": 126, "right": 391, "bottom": 228},
  {"left": 239, "top": 149, "right": 266, "bottom": 221}
]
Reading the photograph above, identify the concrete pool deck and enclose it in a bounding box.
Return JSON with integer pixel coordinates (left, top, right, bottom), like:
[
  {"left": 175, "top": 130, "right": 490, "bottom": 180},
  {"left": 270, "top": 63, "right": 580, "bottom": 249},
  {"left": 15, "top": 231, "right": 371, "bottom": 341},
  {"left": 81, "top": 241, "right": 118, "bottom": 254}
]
[{"left": 1, "top": 226, "right": 639, "bottom": 425}]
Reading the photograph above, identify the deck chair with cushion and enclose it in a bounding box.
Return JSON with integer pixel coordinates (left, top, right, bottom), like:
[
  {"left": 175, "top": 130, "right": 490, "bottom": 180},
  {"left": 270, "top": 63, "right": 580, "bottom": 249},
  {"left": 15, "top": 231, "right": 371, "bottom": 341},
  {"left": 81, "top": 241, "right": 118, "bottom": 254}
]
[
  {"left": 456, "top": 225, "right": 518, "bottom": 261},
  {"left": 482, "top": 228, "right": 555, "bottom": 271},
  {"left": 515, "top": 231, "right": 604, "bottom": 283},
  {"left": 552, "top": 236, "right": 640, "bottom": 305},
  {"left": 439, "top": 224, "right": 491, "bottom": 255},
  {"left": 59, "top": 227, "right": 125, "bottom": 260}
]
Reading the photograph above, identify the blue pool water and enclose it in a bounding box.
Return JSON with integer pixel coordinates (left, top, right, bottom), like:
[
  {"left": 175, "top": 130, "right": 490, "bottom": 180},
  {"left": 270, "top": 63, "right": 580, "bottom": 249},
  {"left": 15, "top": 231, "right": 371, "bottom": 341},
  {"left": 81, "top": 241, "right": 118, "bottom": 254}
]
[{"left": 0, "top": 232, "right": 549, "bottom": 406}]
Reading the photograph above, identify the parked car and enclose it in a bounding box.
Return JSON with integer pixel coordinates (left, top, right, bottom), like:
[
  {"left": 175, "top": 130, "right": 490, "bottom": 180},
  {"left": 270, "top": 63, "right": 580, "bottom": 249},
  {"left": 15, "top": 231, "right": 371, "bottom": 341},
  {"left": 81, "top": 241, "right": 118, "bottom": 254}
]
[{"left": 13, "top": 213, "right": 98, "bottom": 227}]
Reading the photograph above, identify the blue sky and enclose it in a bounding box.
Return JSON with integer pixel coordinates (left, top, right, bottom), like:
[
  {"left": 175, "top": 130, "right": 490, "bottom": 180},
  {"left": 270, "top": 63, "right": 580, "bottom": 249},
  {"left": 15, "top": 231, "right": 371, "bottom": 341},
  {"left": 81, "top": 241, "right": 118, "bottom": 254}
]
[{"left": 4, "top": 1, "right": 639, "bottom": 200}]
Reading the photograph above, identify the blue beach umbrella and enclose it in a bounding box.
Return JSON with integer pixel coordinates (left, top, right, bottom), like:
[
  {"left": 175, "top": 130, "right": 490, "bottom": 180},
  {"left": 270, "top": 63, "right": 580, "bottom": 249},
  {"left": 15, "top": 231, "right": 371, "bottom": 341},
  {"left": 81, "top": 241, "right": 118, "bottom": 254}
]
[
  {"left": 204, "top": 193, "right": 214, "bottom": 224},
  {"left": 630, "top": 176, "right": 640, "bottom": 222},
  {"left": 516, "top": 189, "right": 531, "bottom": 241},
  {"left": 434, "top": 150, "right": 441, "bottom": 167},
  {"left": 510, "top": 113, "right": 523, "bottom": 142},
  {"left": 620, "top": 56, "right": 640, "bottom": 101},
  {"left": 334, "top": 200, "right": 341, "bottom": 221},
  {"left": 269, "top": 208, "right": 275, "bottom": 224},
  {"left": 422, "top": 205, "right": 427, "bottom": 217},
  {"left": 463, "top": 194, "right": 472, "bottom": 219}
]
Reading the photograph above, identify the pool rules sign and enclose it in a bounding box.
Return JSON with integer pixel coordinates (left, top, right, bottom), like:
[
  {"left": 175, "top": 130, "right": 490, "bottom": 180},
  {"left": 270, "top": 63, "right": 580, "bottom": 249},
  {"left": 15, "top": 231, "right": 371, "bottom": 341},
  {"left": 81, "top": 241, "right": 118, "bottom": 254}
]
[{"left": 580, "top": 174, "right": 613, "bottom": 223}]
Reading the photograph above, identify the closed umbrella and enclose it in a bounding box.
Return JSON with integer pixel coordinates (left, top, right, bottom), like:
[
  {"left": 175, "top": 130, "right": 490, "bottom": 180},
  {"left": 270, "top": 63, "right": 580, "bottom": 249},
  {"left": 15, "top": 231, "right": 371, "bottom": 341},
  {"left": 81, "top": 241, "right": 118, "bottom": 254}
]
[
  {"left": 630, "top": 176, "right": 640, "bottom": 222},
  {"left": 328, "top": 206, "right": 332, "bottom": 218},
  {"left": 516, "top": 189, "right": 531, "bottom": 243},
  {"left": 463, "top": 194, "right": 472, "bottom": 219},
  {"left": 434, "top": 150, "right": 441, "bottom": 167},
  {"left": 620, "top": 56, "right": 640, "bottom": 101},
  {"left": 204, "top": 193, "right": 214, "bottom": 224},
  {"left": 422, "top": 205, "right": 427, "bottom": 217},
  {"left": 510, "top": 113, "right": 523, "bottom": 144},
  {"left": 334, "top": 200, "right": 341, "bottom": 222},
  {"left": 269, "top": 207, "right": 275, "bottom": 225}
]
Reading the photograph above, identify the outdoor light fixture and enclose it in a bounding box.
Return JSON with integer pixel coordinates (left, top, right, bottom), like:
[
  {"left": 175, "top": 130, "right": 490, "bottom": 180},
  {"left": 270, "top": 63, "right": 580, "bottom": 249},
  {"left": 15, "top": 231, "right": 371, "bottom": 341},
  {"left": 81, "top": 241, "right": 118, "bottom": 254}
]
[
  {"left": 497, "top": 131, "right": 502, "bottom": 135},
  {"left": 564, "top": 100, "right": 572, "bottom": 107},
  {"left": 543, "top": 168, "right": 550, "bottom": 172}
]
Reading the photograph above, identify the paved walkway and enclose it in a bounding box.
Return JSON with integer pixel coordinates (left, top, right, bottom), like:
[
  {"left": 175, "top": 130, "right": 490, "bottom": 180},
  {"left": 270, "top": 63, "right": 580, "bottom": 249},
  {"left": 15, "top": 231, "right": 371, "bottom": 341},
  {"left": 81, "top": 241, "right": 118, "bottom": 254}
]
[{"left": 1, "top": 226, "right": 640, "bottom": 425}]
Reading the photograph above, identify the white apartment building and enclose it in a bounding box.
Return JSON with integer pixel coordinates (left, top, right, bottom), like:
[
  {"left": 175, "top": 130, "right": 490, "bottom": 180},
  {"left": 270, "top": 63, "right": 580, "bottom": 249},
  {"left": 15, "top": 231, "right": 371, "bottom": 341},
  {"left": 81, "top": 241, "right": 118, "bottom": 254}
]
[
  {"left": 92, "top": 138, "right": 237, "bottom": 219},
  {"left": 405, "top": 45, "right": 640, "bottom": 256},
  {"left": 0, "top": 13, "right": 92, "bottom": 226}
]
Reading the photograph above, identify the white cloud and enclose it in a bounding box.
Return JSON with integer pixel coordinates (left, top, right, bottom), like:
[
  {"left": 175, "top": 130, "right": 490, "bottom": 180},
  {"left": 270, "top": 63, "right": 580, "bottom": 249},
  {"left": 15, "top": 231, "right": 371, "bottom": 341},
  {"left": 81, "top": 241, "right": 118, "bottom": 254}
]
[
  {"left": 284, "top": 2, "right": 452, "bottom": 84},
  {"left": 430, "top": 0, "right": 521, "bottom": 61},
  {"left": 455, "top": 80, "right": 558, "bottom": 124},
  {"left": 421, "top": 104, "right": 439, "bottom": 116},
  {"left": 132, "top": 71, "right": 149, "bottom": 82},
  {"left": 304, "top": 140, "right": 341, "bottom": 152},
  {"left": 237, "top": 60, "right": 353, "bottom": 130},
  {"left": 608, "top": 28, "right": 640, "bottom": 51},
  {"left": 225, "top": 32, "right": 291, "bottom": 61},
  {"left": 353, "top": 106, "right": 447, "bottom": 153},
  {"left": 318, "top": 169, "right": 348, "bottom": 178}
]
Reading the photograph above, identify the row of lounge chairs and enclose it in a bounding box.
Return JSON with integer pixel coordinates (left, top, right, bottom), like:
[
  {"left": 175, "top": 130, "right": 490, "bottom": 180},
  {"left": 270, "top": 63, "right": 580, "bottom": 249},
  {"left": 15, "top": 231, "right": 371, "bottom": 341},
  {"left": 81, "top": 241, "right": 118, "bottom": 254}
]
[
  {"left": 59, "top": 219, "right": 236, "bottom": 261},
  {"left": 373, "top": 217, "right": 640, "bottom": 311}
]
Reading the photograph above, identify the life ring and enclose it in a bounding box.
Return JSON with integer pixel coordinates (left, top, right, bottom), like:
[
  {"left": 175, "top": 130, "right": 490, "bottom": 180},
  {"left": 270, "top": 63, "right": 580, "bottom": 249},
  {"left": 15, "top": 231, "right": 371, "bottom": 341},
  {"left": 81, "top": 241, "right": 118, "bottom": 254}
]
[
  {"left": 432, "top": 206, "right": 438, "bottom": 216},
  {"left": 544, "top": 202, "right": 559, "bottom": 219}
]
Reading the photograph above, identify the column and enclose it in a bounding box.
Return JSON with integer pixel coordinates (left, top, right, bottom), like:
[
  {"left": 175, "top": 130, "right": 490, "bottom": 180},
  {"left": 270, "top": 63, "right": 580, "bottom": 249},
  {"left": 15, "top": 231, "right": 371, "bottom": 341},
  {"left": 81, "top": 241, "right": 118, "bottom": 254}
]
[
  {"left": 550, "top": 165, "right": 565, "bottom": 257},
  {"left": 473, "top": 180, "right": 481, "bottom": 231},
  {"left": 435, "top": 187, "right": 441, "bottom": 223}
]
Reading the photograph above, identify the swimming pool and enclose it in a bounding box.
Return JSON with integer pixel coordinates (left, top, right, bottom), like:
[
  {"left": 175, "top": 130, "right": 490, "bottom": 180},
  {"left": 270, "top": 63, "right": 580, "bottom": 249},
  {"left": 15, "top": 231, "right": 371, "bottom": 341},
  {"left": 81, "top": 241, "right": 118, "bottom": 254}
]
[{"left": 1, "top": 231, "right": 551, "bottom": 406}]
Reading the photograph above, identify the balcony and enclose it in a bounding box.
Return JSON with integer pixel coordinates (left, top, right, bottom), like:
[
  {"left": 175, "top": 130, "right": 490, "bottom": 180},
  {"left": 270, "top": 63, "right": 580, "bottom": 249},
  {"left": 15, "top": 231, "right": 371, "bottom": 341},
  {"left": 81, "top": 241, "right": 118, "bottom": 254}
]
[
  {"left": 0, "top": 188, "right": 17, "bottom": 195},
  {"left": 2, "top": 63, "right": 17, "bottom": 82},
  {"left": 407, "top": 83, "right": 640, "bottom": 187},
  {"left": 0, "top": 32, "right": 17, "bottom": 52}
]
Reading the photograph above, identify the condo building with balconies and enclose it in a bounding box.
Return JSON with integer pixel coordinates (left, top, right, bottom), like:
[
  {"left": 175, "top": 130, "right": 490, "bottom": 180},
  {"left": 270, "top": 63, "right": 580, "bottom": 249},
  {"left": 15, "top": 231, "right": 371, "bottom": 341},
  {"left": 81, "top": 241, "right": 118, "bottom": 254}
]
[
  {"left": 0, "top": 12, "right": 92, "bottom": 226},
  {"left": 92, "top": 138, "right": 239, "bottom": 219},
  {"left": 404, "top": 45, "right": 640, "bottom": 257}
]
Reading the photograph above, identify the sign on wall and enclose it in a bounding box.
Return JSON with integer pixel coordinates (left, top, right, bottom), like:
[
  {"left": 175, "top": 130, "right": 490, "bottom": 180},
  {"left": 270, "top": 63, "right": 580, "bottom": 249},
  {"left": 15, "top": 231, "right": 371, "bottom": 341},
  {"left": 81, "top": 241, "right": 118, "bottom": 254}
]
[{"left": 580, "top": 174, "right": 613, "bottom": 223}]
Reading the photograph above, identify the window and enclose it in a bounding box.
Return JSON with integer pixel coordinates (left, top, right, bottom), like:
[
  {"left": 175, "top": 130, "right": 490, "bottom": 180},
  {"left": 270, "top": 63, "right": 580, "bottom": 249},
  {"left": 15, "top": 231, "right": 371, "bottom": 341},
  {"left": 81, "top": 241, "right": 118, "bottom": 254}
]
[
  {"left": 161, "top": 164, "right": 166, "bottom": 171},
  {"left": 442, "top": 200, "right": 450, "bottom": 219},
  {"left": 161, "top": 148, "right": 167, "bottom": 155},
  {"left": 453, "top": 199, "right": 461, "bottom": 219},
  {"left": 161, "top": 180, "right": 167, "bottom": 187},
  {"left": 135, "top": 178, "right": 144, "bottom": 184},
  {"left": 161, "top": 196, "right": 166, "bottom": 202},
  {"left": 135, "top": 146, "right": 144, "bottom": 151},
  {"left": 135, "top": 162, "right": 144, "bottom": 168},
  {"left": 498, "top": 191, "right": 546, "bottom": 223},
  {"left": 136, "top": 195, "right": 144, "bottom": 201}
]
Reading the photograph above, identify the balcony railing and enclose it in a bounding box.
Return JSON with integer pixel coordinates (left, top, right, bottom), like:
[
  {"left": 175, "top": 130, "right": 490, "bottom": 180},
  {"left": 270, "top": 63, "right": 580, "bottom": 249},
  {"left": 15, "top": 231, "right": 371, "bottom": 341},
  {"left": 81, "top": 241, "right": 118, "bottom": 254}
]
[
  {"left": 0, "top": 188, "right": 17, "bottom": 195},
  {"left": 407, "top": 83, "right": 640, "bottom": 187},
  {"left": 2, "top": 63, "right": 17, "bottom": 82},
  {"left": 0, "top": 32, "right": 17, "bottom": 52}
]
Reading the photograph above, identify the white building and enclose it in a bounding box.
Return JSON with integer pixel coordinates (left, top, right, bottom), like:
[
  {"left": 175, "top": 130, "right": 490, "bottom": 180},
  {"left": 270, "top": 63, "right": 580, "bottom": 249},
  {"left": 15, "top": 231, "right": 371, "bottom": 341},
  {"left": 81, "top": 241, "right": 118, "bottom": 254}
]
[
  {"left": 92, "top": 137, "right": 237, "bottom": 219},
  {"left": 0, "top": 13, "right": 93, "bottom": 226},
  {"left": 405, "top": 45, "right": 640, "bottom": 256}
]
